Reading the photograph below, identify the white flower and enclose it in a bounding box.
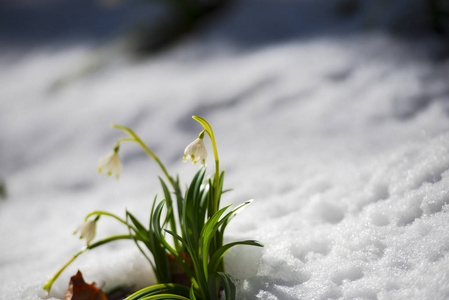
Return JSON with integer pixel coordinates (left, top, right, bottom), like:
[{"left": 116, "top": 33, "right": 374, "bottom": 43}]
[
  {"left": 74, "top": 220, "right": 97, "bottom": 245},
  {"left": 98, "top": 151, "right": 122, "bottom": 179},
  {"left": 183, "top": 138, "right": 207, "bottom": 165}
]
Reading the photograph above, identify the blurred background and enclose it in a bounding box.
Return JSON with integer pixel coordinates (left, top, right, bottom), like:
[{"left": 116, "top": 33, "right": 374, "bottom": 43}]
[
  {"left": 1, "top": 0, "right": 448, "bottom": 52},
  {"left": 2, "top": 0, "right": 449, "bottom": 199}
]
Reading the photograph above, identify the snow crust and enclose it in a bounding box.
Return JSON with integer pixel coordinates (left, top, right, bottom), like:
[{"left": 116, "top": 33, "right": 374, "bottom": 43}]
[{"left": 1, "top": 0, "right": 449, "bottom": 299}]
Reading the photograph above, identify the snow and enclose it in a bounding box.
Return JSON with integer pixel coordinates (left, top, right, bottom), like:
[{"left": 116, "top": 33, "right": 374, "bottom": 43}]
[{"left": 1, "top": 0, "right": 449, "bottom": 299}]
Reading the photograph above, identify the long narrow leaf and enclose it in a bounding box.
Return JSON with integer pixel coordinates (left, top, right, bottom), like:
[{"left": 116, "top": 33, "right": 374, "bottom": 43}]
[
  {"left": 216, "top": 200, "right": 254, "bottom": 248},
  {"left": 148, "top": 230, "right": 171, "bottom": 283},
  {"left": 159, "top": 178, "right": 174, "bottom": 227},
  {"left": 187, "top": 168, "right": 206, "bottom": 207},
  {"left": 216, "top": 272, "right": 236, "bottom": 300},
  {"left": 138, "top": 295, "right": 190, "bottom": 300},
  {"left": 207, "top": 271, "right": 236, "bottom": 300},
  {"left": 184, "top": 168, "right": 206, "bottom": 220},
  {"left": 216, "top": 170, "right": 225, "bottom": 207},
  {"left": 220, "top": 200, "right": 253, "bottom": 233},
  {"left": 127, "top": 210, "right": 150, "bottom": 243},
  {"left": 125, "top": 213, "right": 157, "bottom": 276},
  {"left": 208, "top": 240, "right": 263, "bottom": 273},
  {"left": 125, "top": 283, "right": 190, "bottom": 300},
  {"left": 152, "top": 200, "right": 177, "bottom": 254},
  {"left": 202, "top": 199, "right": 253, "bottom": 261},
  {"left": 200, "top": 204, "right": 232, "bottom": 279},
  {"left": 159, "top": 177, "right": 182, "bottom": 251},
  {"left": 153, "top": 200, "right": 195, "bottom": 281},
  {"left": 196, "top": 181, "right": 210, "bottom": 235},
  {"left": 164, "top": 229, "right": 186, "bottom": 245},
  {"left": 189, "top": 285, "right": 197, "bottom": 300},
  {"left": 174, "top": 174, "right": 184, "bottom": 223},
  {"left": 182, "top": 167, "right": 207, "bottom": 248},
  {"left": 147, "top": 199, "right": 174, "bottom": 283}
]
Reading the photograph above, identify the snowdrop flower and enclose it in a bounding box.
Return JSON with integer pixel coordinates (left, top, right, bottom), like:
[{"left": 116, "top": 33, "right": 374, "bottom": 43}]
[
  {"left": 98, "top": 149, "right": 122, "bottom": 179},
  {"left": 74, "top": 220, "right": 97, "bottom": 245},
  {"left": 184, "top": 136, "right": 207, "bottom": 166}
]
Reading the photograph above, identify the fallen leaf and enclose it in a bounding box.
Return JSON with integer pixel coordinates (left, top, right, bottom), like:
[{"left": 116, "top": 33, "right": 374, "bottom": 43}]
[{"left": 64, "top": 270, "right": 108, "bottom": 300}]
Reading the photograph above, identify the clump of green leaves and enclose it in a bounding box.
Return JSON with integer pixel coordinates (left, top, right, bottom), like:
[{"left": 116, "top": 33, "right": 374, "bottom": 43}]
[{"left": 43, "top": 116, "right": 262, "bottom": 300}]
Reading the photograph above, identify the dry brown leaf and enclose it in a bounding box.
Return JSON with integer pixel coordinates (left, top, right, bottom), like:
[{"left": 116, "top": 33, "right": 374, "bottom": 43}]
[{"left": 64, "top": 270, "right": 108, "bottom": 300}]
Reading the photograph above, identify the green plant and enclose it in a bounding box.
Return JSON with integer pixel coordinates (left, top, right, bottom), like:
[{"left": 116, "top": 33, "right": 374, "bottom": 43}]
[{"left": 43, "top": 116, "right": 262, "bottom": 300}]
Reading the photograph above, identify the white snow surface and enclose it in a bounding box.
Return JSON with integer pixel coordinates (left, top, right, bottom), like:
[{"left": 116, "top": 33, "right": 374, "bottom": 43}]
[{"left": 1, "top": 0, "right": 449, "bottom": 299}]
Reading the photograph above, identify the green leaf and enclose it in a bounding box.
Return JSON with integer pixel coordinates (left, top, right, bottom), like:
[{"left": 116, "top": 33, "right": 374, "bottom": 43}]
[
  {"left": 208, "top": 240, "right": 263, "bottom": 273},
  {"left": 200, "top": 204, "right": 232, "bottom": 279},
  {"left": 207, "top": 199, "right": 254, "bottom": 274},
  {"left": 146, "top": 198, "right": 172, "bottom": 283},
  {"left": 138, "top": 295, "right": 190, "bottom": 300},
  {"left": 174, "top": 174, "right": 184, "bottom": 222},
  {"left": 217, "top": 170, "right": 225, "bottom": 199},
  {"left": 185, "top": 168, "right": 206, "bottom": 216},
  {"left": 126, "top": 210, "right": 150, "bottom": 243},
  {"left": 152, "top": 200, "right": 176, "bottom": 254},
  {"left": 216, "top": 272, "right": 236, "bottom": 300},
  {"left": 159, "top": 177, "right": 182, "bottom": 252},
  {"left": 191, "top": 168, "right": 206, "bottom": 201},
  {"left": 218, "top": 200, "right": 253, "bottom": 241},
  {"left": 164, "top": 229, "right": 186, "bottom": 245},
  {"left": 182, "top": 167, "right": 207, "bottom": 247},
  {"left": 189, "top": 285, "right": 197, "bottom": 300},
  {"left": 159, "top": 178, "right": 174, "bottom": 226},
  {"left": 124, "top": 283, "right": 190, "bottom": 300},
  {"left": 126, "top": 215, "right": 156, "bottom": 276},
  {"left": 149, "top": 196, "right": 159, "bottom": 240},
  {"left": 195, "top": 181, "right": 210, "bottom": 236},
  {"left": 194, "top": 181, "right": 209, "bottom": 233},
  {"left": 207, "top": 272, "right": 237, "bottom": 300},
  {"left": 152, "top": 200, "right": 196, "bottom": 281}
]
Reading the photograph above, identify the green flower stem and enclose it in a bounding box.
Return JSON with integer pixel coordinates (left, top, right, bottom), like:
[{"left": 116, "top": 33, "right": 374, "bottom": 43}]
[
  {"left": 43, "top": 234, "right": 133, "bottom": 292},
  {"left": 85, "top": 211, "right": 140, "bottom": 238},
  {"left": 112, "top": 124, "right": 172, "bottom": 183},
  {"left": 112, "top": 124, "right": 182, "bottom": 251},
  {"left": 115, "top": 138, "right": 135, "bottom": 149},
  {"left": 192, "top": 116, "right": 223, "bottom": 273},
  {"left": 43, "top": 250, "right": 81, "bottom": 292},
  {"left": 192, "top": 117, "right": 219, "bottom": 166},
  {"left": 85, "top": 211, "right": 127, "bottom": 226},
  {"left": 191, "top": 116, "right": 220, "bottom": 214}
]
